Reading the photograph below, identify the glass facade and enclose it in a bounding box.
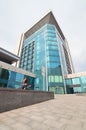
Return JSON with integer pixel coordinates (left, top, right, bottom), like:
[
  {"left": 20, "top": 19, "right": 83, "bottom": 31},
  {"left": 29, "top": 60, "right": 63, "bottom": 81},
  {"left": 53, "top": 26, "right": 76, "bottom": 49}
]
[
  {"left": 1, "top": 12, "right": 85, "bottom": 94},
  {"left": 65, "top": 76, "right": 86, "bottom": 93},
  {"left": 19, "top": 24, "right": 70, "bottom": 94},
  {"left": 0, "top": 67, "right": 35, "bottom": 89},
  {"left": 46, "top": 25, "right": 65, "bottom": 94}
]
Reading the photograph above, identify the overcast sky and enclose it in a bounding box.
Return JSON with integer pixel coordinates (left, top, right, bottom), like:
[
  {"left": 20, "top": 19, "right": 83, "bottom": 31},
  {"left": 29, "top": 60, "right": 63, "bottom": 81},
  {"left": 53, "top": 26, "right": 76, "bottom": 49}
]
[{"left": 0, "top": 0, "right": 86, "bottom": 73}]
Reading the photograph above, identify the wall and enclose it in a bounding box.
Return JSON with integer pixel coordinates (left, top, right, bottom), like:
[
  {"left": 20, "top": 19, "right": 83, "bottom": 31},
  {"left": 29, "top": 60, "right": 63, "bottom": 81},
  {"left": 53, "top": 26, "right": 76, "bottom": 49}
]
[{"left": 0, "top": 88, "right": 54, "bottom": 113}]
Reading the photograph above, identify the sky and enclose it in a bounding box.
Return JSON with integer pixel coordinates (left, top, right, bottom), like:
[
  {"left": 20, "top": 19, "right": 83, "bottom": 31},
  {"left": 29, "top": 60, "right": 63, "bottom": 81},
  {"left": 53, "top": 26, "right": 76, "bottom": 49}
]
[{"left": 0, "top": 0, "right": 86, "bottom": 73}]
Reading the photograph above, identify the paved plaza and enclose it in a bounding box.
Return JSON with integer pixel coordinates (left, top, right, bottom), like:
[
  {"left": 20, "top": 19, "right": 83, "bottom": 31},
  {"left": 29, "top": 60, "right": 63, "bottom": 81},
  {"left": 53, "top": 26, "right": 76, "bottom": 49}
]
[{"left": 0, "top": 94, "right": 86, "bottom": 130}]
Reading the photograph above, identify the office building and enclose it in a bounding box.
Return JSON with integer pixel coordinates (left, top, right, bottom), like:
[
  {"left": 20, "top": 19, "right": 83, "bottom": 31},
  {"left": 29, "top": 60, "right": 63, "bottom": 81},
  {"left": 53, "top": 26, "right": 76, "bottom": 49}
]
[
  {"left": 1, "top": 12, "right": 86, "bottom": 94},
  {"left": 0, "top": 47, "right": 35, "bottom": 88},
  {"left": 65, "top": 72, "right": 86, "bottom": 93},
  {"left": 17, "top": 11, "right": 74, "bottom": 94}
]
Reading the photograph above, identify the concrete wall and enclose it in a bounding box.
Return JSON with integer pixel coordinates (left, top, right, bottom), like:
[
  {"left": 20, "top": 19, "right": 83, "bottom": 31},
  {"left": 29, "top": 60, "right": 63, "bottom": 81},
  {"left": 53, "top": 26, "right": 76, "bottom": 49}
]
[{"left": 0, "top": 88, "right": 54, "bottom": 113}]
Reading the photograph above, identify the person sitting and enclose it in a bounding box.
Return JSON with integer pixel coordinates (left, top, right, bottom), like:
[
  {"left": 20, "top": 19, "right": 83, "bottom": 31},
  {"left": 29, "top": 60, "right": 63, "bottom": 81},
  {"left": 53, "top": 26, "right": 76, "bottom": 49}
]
[{"left": 22, "top": 77, "right": 28, "bottom": 90}]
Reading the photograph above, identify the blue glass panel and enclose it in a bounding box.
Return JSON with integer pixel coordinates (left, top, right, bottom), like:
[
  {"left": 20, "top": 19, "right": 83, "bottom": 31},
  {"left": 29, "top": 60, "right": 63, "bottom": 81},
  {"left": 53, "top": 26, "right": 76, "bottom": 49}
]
[
  {"left": 0, "top": 67, "right": 35, "bottom": 89},
  {"left": 47, "top": 45, "right": 58, "bottom": 50},
  {"left": 47, "top": 50, "right": 59, "bottom": 56},
  {"left": 65, "top": 79, "right": 72, "bottom": 85},
  {"left": 47, "top": 56, "right": 60, "bottom": 62},
  {"left": 47, "top": 62, "right": 60, "bottom": 68},
  {"left": 80, "top": 76, "right": 86, "bottom": 84},
  {"left": 72, "top": 78, "right": 80, "bottom": 85},
  {"left": 74, "top": 87, "right": 82, "bottom": 93}
]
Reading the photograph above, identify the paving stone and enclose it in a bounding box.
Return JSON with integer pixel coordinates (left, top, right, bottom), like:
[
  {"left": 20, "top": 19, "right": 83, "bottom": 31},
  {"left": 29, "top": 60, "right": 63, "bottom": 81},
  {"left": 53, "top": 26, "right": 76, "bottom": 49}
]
[{"left": 0, "top": 94, "right": 86, "bottom": 130}]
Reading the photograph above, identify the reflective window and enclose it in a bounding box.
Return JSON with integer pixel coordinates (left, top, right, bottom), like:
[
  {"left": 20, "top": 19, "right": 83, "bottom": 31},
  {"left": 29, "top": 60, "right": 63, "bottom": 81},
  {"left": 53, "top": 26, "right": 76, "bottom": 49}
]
[
  {"left": 46, "top": 41, "right": 57, "bottom": 46},
  {"left": 65, "top": 79, "right": 72, "bottom": 85},
  {"left": 47, "top": 56, "right": 60, "bottom": 62},
  {"left": 48, "top": 75, "right": 63, "bottom": 83},
  {"left": 80, "top": 76, "right": 86, "bottom": 84},
  {"left": 47, "top": 50, "right": 59, "bottom": 56},
  {"left": 47, "top": 62, "right": 60, "bottom": 68},
  {"left": 47, "top": 45, "right": 58, "bottom": 50},
  {"left": 72, "top": 78, "right": 80, "bottom": 85},
  {"left": 0, "top": 67, "right": 35, "bottom": 89}
]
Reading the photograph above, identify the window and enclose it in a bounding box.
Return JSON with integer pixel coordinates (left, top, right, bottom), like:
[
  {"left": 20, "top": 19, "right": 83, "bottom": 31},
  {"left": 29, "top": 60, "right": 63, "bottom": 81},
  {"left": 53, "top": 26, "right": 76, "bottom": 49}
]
[
  {"left": 81, "top": 76, "right": 86, "bottom": 84},
  {"left": 47, "top": 62, "right": 60, "bottom": 68},
  {"left": 46, "top": 45, "right": 58, "bottom": 50},
  {"left": 48, "top": 75, "right": 63, "bottom": 83},
  {"left": 47, "top": 56, "right": 60, "bottom": 62},
  {"left": 72, "top": 78, "right": 80, "bottom": 85}
]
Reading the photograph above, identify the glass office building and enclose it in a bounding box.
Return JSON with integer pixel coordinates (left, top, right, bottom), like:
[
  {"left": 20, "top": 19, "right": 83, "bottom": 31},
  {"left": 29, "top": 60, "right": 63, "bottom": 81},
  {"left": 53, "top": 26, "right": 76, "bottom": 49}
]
[
  {"left": 17, "top": 12, "right": 74, "bottom": 94},
  {"left": 65, "top": 73, "right": 86, "bottom": 93},
  {"left": 0, "top": 66, "right": 35, "bottom": 89},
  {"left": 0, "top": 47, "right": 35, "bottom": 89},
  {"left": 1, "top": 12, "right": 85, "bottom": 94}
]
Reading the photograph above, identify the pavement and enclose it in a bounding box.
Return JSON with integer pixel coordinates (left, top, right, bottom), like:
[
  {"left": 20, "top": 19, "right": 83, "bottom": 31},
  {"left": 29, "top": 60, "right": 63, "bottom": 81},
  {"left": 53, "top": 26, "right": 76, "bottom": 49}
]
[{"left": 0, "top": 94, "right": 86, "bottom": 130}]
